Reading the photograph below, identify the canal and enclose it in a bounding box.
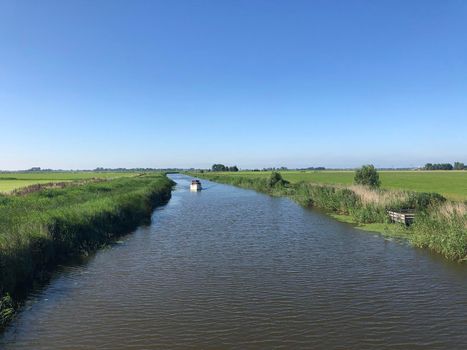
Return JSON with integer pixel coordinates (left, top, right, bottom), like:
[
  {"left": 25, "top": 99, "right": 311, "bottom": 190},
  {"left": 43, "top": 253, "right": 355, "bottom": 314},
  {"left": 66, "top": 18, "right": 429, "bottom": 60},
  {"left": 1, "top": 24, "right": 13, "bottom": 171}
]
[{"left": 1, "top": 174, "right": 467, "bottom": 349}]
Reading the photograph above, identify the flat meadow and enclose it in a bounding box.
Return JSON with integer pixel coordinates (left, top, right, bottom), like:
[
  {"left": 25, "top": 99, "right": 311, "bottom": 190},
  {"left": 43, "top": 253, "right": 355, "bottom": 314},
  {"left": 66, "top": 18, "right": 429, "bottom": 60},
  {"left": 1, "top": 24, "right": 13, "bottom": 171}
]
[
  {"left": 208, "top": 170, "right": 467, "bottom": 201},
  {"left": 0, "top": 172, "right": 139, "bottom": 193}
]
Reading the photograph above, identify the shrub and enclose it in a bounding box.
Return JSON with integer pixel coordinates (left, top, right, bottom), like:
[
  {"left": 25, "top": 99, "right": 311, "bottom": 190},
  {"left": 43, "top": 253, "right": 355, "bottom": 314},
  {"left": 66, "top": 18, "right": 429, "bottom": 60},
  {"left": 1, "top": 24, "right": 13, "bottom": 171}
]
[
  {"left": 268, "top": 172, "right": 288, "bottom": 188},
  {"left": 354, "top": 165, "right": 381, "bottom": 188},
  {"left": 408, "top": 192, "right": 446, "bottom": 211}
]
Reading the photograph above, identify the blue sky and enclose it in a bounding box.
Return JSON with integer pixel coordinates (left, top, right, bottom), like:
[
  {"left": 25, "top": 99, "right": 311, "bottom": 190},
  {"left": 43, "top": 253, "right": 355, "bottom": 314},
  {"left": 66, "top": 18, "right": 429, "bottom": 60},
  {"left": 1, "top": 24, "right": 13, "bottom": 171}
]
[{"left": 0, "top": 0, "right": 466, "bottom": 170}]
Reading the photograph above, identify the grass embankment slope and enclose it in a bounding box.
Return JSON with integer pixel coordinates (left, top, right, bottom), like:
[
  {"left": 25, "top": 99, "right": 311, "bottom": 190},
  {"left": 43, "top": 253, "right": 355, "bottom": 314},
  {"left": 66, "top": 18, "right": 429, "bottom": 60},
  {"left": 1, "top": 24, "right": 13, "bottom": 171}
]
[
  {"left": 211, "top": 170, "right": 467, "bottom": 201},
  {"left": 190, "top": 171, "right": 467, "bottom": 262},
  {"left": 0, "top": 171, "right": 138, "bottom": 193},
  {"left": 0, "top": 173, "right": 174, "bottom": 327}
]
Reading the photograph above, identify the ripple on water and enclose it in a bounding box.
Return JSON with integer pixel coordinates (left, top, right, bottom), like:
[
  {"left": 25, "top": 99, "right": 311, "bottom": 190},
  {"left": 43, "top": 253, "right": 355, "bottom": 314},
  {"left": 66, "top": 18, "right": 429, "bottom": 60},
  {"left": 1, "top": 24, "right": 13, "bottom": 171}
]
[{"left": 2, "top": 174, "right": 467, "bottom": 350}]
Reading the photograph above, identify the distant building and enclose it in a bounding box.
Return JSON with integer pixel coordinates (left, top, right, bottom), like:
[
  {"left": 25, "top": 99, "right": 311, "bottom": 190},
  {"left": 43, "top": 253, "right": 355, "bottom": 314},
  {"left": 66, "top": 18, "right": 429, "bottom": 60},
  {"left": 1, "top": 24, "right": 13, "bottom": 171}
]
[{"left": 29, "top": 167, "right": 41, "bottom": 171}]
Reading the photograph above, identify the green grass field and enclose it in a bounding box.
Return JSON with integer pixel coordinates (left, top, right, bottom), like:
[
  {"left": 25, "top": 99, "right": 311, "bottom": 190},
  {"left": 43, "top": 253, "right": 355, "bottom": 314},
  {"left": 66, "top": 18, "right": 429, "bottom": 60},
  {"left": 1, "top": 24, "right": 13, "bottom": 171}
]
[
  {"left": 0, "top": 180, "right": 63, "bottom": 192},
  {"left": 0, "top": 172, "right": 140, "bottom": 192},
  {"left": 206, "top": 171, "right": 467, "bottom": 201}
]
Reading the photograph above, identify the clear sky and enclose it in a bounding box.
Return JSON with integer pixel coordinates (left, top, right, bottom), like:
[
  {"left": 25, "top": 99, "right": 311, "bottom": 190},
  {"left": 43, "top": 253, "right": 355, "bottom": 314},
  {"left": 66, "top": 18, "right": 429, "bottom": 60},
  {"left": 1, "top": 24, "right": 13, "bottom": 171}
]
[{"left": 1, "top": 0, "right": 466, "bottom": 170}]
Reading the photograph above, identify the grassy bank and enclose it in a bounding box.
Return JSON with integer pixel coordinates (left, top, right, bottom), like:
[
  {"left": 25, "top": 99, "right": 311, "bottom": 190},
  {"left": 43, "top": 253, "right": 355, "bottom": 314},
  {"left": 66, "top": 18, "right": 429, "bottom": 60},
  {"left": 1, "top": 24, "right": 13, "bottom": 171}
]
[
  {"left": 201, "top": 170, "right": 467, "bottom": 201},
  {"left": 0, "top": 174, "right": 174, "bottom": 328},
  {"left": 0, "top": 171, "right": 139, "bottom": 193},
  {"left": 189, "top": 172, "right": 466, "bottom": 262}
]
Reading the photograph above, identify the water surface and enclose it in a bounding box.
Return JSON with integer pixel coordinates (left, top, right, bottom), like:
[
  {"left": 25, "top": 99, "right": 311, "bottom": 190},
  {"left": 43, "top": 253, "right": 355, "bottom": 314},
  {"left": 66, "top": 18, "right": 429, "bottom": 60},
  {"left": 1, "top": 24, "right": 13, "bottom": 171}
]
[{"left": 2, "top": 174, "right": 467, "bottom": 349}]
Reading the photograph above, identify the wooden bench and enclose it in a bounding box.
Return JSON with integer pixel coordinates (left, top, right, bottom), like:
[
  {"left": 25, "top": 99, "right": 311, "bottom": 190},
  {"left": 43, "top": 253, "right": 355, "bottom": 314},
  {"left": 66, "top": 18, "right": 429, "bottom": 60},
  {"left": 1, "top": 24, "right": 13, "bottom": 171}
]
[{"left": 388, "top": 210, "right": 416, "bottom": 226}]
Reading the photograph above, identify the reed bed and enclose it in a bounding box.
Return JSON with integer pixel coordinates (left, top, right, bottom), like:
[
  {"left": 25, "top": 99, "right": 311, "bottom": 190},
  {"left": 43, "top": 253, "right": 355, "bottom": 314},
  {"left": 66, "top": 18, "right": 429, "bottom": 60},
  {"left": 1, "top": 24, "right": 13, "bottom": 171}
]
[{"left": 348, "top": 185, "right": 410, "bottom": 207}]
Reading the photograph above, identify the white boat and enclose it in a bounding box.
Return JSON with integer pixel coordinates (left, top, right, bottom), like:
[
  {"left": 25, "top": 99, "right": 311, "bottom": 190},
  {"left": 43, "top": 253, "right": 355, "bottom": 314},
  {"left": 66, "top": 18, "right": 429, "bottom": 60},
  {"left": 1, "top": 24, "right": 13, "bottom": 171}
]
[{"left": 190, "top": 179, "right": 202, "bottom": 191}]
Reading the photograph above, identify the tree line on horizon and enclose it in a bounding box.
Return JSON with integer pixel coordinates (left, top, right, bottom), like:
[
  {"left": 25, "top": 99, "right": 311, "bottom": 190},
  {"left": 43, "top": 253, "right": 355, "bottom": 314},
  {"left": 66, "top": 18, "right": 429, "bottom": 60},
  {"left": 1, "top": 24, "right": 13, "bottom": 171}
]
[
  {"left": 211, "top": 164, "right": 239, "bottom": 172},
  {"left": 424, "top": 162, "right": 465, "bottom": 170}
]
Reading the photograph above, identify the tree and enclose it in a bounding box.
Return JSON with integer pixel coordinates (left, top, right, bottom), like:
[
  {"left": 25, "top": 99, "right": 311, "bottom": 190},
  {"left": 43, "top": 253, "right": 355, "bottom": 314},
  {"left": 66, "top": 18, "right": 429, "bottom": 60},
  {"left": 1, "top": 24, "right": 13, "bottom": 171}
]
[
  {"left": 212, "top": 164, "right": 239, "bottom": 172},
  {"left": 424, "top": 163, "right": 433, "bottom": 170},
  {"left": 424, "top": 163, "right": 454, "bottom": 170},
  {"left": 212, "top": 164, "right": 227, "bottom": 172},
  {"left": 354, "top": 165, "right": 381, "bottom": 188},
  {"left": 454, "top": 162, "right": 465, "bottom": 170},
  {"left": 440, "top": 163, "right": 453, "bottom": 170},
  {"left": 268, "top": 171, "right": 288, "bottom": 188}
]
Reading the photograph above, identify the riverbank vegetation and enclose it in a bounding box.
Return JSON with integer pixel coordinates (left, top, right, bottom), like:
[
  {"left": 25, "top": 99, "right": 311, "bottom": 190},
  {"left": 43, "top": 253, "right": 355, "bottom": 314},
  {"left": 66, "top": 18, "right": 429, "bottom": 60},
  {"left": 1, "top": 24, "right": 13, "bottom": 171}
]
[
  {"left": 0, "top": 174, "right": 174, "bottom": 328},
  {"left": 189, "top": 171, "right": 467, "bottom": 262},
  {"left": 354, "top": 165, "right": 381, "bottom": 188},
  {"left": 191, "top": 170, "right": 467, "bottom": 201}
]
